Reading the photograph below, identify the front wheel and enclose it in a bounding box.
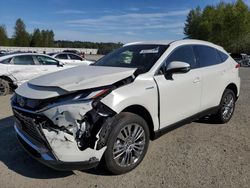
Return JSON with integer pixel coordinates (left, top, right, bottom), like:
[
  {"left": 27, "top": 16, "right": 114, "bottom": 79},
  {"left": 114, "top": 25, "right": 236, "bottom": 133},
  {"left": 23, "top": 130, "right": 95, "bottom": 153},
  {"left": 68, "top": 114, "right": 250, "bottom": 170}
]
[
  {"left": 103, "top": 112, "right": 150, "bottom": 175},
  {"left": 213, "top": 89, "right": 236, "bottom": 123}
]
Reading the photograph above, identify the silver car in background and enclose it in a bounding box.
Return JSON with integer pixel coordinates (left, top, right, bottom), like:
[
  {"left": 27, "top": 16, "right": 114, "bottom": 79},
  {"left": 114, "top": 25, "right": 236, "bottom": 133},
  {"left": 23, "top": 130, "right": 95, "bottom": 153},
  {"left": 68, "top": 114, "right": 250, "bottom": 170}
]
[{"left": 49, "top": 52, "right": 94, "bottom": 66}]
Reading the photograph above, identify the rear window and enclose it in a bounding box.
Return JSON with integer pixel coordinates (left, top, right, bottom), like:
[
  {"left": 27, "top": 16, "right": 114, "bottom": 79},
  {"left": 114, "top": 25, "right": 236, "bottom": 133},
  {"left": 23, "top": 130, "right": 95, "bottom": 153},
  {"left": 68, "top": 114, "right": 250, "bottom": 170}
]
[
  {"left": 193, "top": 45, "right": 222, "bottom": 67},
  {"left": 217, "top": 50, "right": 229, "bottom": 62}
]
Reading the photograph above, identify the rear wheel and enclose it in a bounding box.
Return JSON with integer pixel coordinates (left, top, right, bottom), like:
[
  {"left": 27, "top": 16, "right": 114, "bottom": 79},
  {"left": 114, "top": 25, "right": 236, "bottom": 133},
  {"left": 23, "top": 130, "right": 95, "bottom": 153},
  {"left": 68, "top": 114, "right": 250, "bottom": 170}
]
[
  {"left": 213, "top": 89, "right": 236, "bottom": 123},
  {"left": 0, "top": 79, "right": 10, "bottom": 96},
  {"left": 103, "top": 112, "right": 150, "bottom": 175}
]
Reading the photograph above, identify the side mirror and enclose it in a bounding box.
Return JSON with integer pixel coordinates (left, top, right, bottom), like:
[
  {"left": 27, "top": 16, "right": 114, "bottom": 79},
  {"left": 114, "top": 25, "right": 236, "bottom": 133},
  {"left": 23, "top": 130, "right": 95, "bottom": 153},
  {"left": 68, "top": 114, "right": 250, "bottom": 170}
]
[
  {"left": 166, "top": 61, "right": 190, "bottom": 74},
  {"left": 164, "top": 61, "right": 190, "bottom": 80},
  {"left": 57, "top": 61, "right": 64, "bottom": 67}
]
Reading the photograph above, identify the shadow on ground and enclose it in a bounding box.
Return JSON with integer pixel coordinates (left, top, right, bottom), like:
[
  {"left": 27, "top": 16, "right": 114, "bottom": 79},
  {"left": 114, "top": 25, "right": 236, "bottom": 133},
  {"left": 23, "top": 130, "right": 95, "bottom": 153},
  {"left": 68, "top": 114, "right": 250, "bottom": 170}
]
[
  {"left": 0, "top": 116, "right": 74, "bottom": 179},
  {"left": 194, "top": 115, "right": 224, "bottom": 125},
  {"left": 0, "top": 115, "right": 223, "bottom": 179}
]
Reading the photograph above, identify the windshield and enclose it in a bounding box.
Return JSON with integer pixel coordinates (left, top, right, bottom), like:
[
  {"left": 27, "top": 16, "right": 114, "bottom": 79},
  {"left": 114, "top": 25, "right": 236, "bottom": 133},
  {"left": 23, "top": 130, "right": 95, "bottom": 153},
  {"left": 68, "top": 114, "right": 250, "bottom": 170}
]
[{"left": 93, "top": 44, "right": 168, "bottom": 73}]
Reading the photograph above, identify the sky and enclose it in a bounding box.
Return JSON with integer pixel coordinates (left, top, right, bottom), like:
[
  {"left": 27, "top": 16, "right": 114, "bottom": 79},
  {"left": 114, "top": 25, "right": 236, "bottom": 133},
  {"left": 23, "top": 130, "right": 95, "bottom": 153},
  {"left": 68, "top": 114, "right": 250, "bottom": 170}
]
[{"left": 0, "top": 0, "right": 249, "bottom": 43}]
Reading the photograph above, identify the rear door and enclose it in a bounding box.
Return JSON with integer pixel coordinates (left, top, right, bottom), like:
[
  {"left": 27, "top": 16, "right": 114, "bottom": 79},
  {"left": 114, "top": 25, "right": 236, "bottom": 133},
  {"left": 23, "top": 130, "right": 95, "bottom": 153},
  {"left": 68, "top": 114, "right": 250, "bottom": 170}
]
[
  {"left": 193, "top": 45, "right": 229, "bottom": 111},
  {"left": 154, "top": 45, "right": 202, "bottom": 128},
  {"left": 7, "top": 55, "right": 42, "bottom": 85}
]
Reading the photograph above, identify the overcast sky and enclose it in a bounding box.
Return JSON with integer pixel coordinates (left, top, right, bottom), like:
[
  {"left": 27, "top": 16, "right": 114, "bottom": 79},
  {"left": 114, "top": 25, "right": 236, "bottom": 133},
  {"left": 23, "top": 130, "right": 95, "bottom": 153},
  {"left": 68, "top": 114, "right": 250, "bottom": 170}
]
[{"left": 0, "top": 0, "right": 249, "bottom": 43}]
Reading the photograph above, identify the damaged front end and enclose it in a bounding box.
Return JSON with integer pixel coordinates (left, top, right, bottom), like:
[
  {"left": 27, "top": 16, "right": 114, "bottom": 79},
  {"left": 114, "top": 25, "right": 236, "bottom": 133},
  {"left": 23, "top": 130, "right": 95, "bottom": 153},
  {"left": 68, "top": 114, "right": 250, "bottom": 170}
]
[{"left": 11, "top": 88, "right": 117, "bottom": 170}]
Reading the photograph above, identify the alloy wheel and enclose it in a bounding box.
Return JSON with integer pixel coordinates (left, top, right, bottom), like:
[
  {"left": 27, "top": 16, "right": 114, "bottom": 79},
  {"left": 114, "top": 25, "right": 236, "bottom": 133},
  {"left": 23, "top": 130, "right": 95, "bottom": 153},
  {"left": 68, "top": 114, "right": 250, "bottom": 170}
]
[
  {"left": 112, "top": 123, "right": 146, "bottom": 167},
  {"left": 221, "top": 93, "right": 234, "bottom": 120}
]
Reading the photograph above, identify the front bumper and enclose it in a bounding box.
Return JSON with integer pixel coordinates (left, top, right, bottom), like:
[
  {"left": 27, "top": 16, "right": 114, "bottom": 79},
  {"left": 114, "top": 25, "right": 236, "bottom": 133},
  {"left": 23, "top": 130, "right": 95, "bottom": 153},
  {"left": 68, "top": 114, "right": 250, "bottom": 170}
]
[
  {"left": 14, "top": 123, "right": 100, "bottom": 171},
  {"left": 11, "top": 94, "right": 111, "bottom": 171}
]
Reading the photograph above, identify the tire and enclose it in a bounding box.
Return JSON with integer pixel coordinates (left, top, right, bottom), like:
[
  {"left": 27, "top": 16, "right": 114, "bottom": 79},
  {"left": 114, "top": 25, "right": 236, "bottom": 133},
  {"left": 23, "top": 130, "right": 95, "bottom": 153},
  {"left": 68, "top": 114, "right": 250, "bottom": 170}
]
[
  {"left": 0, "top": 79, "right": 10, "bottom": 96},
  {"left": 213, "top": 89, "right": 236, "bottom": 123},
  {"left": 103, "top": 112, "right": 150, "bottom": 175}
]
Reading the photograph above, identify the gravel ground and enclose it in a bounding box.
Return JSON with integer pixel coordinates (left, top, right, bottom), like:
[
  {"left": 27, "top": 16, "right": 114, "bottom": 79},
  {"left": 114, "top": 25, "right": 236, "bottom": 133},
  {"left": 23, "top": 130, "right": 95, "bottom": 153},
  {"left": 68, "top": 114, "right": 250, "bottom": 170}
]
[{"left": 0, "top": 68, "right": 249, "bottom": 188}]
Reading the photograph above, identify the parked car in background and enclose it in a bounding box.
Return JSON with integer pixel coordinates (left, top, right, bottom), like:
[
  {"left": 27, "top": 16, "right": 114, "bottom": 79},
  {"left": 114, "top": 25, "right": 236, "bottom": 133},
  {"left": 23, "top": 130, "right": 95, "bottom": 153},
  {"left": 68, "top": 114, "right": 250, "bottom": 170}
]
[
  {"left": 63, "top": 49, "right": 85, "bottom": 58},
  {"left": 11, "top": 39, "right": 240, "bottom": 174},
  {"left": 49, "top": 52, "right": 92, "bottom": 65},
  {"left": 0, "top": 53, "right": 75, "bottom": 96},
  {"left": 230, "top": 53, "right": 250, "bottom": 67},
  {"left": 0, "top": 50, "right": 8, "bottom": 57}
]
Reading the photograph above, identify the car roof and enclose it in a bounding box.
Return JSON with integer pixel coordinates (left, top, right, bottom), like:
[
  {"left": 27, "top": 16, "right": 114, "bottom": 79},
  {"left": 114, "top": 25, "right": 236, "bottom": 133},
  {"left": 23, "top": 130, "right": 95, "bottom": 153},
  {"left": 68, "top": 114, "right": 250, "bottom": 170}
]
[
  {"left": 124, "top": 39, "right": 225, "bottom": 51},
  {"left": 0, "top": 53, "right": 57, "bottom": 61},
  {"left": 124, "top": 40, "right": 174, "bottom": 46},
  {"left": 51, "top": 52, "right": 79, "bottom": 55}
]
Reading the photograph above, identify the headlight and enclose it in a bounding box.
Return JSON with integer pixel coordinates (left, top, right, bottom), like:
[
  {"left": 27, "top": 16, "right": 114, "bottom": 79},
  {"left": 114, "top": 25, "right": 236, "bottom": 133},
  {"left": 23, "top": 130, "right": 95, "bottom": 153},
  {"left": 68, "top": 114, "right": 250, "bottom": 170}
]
[
  {"left": 85, "top": 89, "right": 111, "bottom": 100},
  {"left": 51, "top": 88, "right": 111, "bottom": 105}
]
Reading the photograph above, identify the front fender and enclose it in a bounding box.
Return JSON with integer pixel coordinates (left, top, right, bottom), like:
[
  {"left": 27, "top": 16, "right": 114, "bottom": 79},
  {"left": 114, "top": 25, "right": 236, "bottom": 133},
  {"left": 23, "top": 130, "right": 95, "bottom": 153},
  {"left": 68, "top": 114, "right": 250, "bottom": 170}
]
[{"left": 101, "top": 77, "right": 159, "bottom": 131}]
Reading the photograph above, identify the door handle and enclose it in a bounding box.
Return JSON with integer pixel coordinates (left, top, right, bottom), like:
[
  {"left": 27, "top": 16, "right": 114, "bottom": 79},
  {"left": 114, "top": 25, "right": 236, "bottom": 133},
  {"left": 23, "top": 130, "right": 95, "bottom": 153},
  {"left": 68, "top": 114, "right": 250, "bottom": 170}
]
[{"left": 193, "top": 77, "right": 200, "bottom": 83}]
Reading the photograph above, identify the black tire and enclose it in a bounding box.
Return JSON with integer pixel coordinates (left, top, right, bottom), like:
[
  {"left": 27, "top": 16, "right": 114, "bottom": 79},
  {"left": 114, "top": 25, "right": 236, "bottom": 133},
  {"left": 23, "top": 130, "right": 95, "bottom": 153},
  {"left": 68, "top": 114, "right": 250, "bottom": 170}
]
[
  {"left": 212, "top": 89, "right": 236, "bottom": 123},
  {"left": 0, "top": 79, "right": 10, "bottom": 96},
  {"left": 103, "top": 112, "right": 150, "bottom": 175}
]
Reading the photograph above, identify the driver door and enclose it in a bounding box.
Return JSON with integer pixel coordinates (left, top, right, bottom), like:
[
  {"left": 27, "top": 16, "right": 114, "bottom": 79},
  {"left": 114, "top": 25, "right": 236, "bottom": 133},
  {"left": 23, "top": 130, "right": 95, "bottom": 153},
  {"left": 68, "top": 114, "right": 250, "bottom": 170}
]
[{"left": 154, "top": 45, "right": 202, "bottom": 128}]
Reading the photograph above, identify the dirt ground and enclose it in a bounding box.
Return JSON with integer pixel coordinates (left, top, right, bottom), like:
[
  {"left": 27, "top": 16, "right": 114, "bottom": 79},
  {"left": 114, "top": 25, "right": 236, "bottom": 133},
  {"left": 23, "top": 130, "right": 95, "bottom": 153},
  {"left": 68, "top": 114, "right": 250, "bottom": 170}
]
[{"left": 0, "top": 68, "right": 249, "bottom": 188}]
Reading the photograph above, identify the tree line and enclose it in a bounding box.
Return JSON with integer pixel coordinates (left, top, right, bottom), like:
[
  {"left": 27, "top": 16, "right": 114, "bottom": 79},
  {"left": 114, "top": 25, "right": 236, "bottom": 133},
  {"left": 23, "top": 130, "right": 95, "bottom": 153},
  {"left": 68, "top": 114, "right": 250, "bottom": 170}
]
[
  {"left": 184, "top": 0, "right": 250, "bottom": 54},
  {"left": 0, "top": 18, "right": 123, "bottom": 54},
  {"left": 0, "top": 19, "right": 55, "bottom": 47},
  {"left": 54, "top": 40, "right": 123, "bottom": 54}
]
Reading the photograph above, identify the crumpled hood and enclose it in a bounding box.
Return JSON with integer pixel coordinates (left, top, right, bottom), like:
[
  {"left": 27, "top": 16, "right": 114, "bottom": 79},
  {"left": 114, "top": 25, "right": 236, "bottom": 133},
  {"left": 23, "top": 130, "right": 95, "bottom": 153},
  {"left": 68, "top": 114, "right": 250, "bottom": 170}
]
[
  {"left": 16, "top": 65, "right": 136, "bottom": 99},
  {"left": 29, "top": 65, "right": 136, "bottom": 90}
]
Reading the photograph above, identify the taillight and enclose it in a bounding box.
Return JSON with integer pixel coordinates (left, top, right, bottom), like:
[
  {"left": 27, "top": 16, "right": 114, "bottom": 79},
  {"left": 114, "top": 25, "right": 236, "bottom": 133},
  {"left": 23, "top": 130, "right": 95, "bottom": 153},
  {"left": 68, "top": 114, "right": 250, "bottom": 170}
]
[{"left": 235, "top": 64, "right": 240, "bottom": 68}]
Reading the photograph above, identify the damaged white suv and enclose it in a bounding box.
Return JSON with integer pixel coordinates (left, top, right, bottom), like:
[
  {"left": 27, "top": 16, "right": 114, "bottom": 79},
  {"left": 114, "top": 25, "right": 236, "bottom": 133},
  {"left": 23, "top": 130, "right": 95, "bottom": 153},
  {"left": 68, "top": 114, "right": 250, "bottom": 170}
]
[{"left": 11, "top": 40, "right": 240, "bottom": 174}]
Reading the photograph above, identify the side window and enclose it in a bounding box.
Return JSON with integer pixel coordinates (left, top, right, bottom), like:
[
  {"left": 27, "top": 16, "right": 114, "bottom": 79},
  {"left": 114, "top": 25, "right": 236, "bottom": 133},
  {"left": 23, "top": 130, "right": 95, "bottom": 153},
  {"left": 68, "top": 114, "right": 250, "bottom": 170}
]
[
  {"left": 13, "top": 55, "right": 35, "bottom": 65},
  {"left": 0, "top": 58, "right": 12, "bottom": 64},
  {"left": 193, "top": 45, "right": 222, "bottom": 67},
  {"left": 165, "top": 45, "right": 196, "bottom": 68},
  {"left": 56, "top": 54, "right": 68, "bottom": 60},
  {"left": 217, "top": 50, "right": 228, "bottom": 62},
  {"left": 36, "top": 55, "right": 58, "bottom": 65},
  {"left": 68, "top": 54, "right": 82, "bottom": 60}
]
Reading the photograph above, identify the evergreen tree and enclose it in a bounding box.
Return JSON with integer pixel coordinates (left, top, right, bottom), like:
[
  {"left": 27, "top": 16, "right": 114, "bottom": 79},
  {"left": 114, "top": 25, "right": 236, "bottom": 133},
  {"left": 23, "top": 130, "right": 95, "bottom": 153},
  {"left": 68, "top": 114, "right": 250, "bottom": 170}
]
[
  {"left": 13, "top": 18, "right": 30, "bottom": 46},
  {"left": 184, "top": 0, "right": 250, "bottom": 53},
  {"left": 30, "top": 28, "right": 42, "bottom": 47},
  {"left": 0, "top": 25, "right": 9, "bottom": 46}
]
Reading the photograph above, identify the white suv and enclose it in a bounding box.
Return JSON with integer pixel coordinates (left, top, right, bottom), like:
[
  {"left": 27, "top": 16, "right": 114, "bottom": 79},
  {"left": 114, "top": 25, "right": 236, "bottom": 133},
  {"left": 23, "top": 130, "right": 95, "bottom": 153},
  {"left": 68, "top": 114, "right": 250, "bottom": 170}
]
[{"left": 11, "top": 40, "right": 240, "bottom": 174}]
